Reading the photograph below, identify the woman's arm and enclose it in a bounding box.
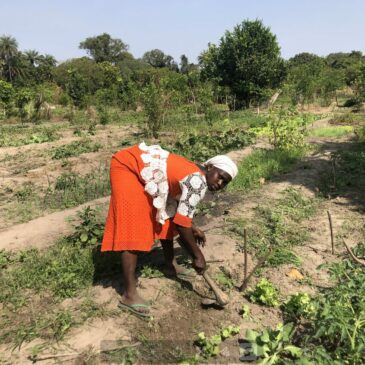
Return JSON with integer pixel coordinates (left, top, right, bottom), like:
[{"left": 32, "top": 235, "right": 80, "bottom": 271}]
[
  {"left": 176, "top": 225, "right": 206, "bottom": 274},
  {"left": 191, "top": 224, "right": 206, "bottom": 247}
]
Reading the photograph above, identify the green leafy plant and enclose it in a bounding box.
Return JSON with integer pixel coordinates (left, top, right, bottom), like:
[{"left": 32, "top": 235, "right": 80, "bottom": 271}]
[
  {"left": 139, "top": 265, "right": 164, "bottom": 278},
  {"left": 69, "top": 206, "right": 104, "bottom": 247},
  {"left": 266, "top": 111, "right": 309, "bottom": 151},
  {"left": 196, "top": 325, "right": 240, "bottom": 359},
  {"left": 173, "top": 124, "right": 253, "bottom": 162},
  {"left": 0, "top": 250, "right": 14, "bottom": 269},
  {"left": 241, "top": 304, "right": 251, "bottom": 319},
  {"left": 245, "top": 323, "right": 302, "bottom": 364},
  {"left": 281, "top": 293, "right": 316, "bottom": 321},
  {"left": 247, "top": 278, "right": 279, "bottom": 307},
  {"left": 220, "top": 325, "right": 240, "bottom": 339},
  {"left": 196, "top": 332, "right": 221, "bottom": 358}
]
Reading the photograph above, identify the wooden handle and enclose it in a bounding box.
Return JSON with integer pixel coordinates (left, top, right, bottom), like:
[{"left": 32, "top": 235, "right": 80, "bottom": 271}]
[{"left": 203, "top": 271, "right": 229, "bottom": 306}]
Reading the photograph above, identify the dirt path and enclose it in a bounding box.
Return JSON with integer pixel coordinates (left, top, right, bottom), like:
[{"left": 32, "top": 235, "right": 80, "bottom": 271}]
[{"left": 0, "top": 197, "right": 109, "bottom": 251}]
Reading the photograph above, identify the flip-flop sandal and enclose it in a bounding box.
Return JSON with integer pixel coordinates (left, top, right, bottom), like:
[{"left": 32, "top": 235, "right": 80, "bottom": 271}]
[
  {"left": 118, "top": 302, "right": 151, "bottom": 319},
  {"left": 163, "top": 268, "right": 196, "bottom": 280},
  {"left": 176, "top": 269, "right": 196, "bottom": 280}
]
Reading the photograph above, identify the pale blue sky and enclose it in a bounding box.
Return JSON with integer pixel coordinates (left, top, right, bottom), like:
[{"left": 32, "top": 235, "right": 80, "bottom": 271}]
[{"left": 1, "top": 0, "right": 364, "bottom": 63}]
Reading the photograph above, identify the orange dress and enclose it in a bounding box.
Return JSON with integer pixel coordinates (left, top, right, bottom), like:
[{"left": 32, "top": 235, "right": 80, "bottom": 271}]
[{"left": 101, "top": 144, "right": 207, "bottom": 252}]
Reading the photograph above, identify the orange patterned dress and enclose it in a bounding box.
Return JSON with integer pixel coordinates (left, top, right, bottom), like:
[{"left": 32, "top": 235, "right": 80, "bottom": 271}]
[{"left": 101, "top": 144, "right": 207, "bottom": 252}]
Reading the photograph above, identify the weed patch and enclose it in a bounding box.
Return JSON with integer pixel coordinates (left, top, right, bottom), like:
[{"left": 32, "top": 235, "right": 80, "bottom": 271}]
[
  {"left": 319, "top": 142, "right": 365, "bottom": 197},
  {"left": 6, "top": 167, "right": 110, "bottom": 224},
  {"left": 51, "top": 138, "right": 102, "bottom": 159},
  {"left": 308, "top": 125, "right": 353, "bottom": 138},
  {"left": 0, "top": 124, "right": 60, "bottom": 147},
  {"left": 229, "top": 148, "right": 306, "bottom": 193},
  {"left": 231, "top": 188, "right": 317, "bottom": 267},
  {"left": 0, "top": 208, "right": 113, "bottom": 348}
]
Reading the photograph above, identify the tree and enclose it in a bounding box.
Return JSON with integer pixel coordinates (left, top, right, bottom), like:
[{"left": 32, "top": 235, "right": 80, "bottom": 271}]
[
  {"left": 0, "top": 79, "right": 15, "bottom": 117},
  {"left": 179, "top": 54, "right": 197, "bottom": 74},
  {"left": 142, "top": 49, "right": 178, "bottom": 71},
  {"left": 65, "top": 69, "right": 88, "bottom": 107},
  {"left": 199, "top": 19, "right": 285, "bottom": 108},
  {"left": 354, "top": 64, "right": 365, "bottom": 103},
  {"left": 36, "top": 54, "right": 57, "bottom": 82},
  {"left": 288, "top": 52, "right": 323, "bottom": 67},
  {"left": 0, "top": 35, "right": 20, "bottom": 83},
  {"left": 79, "top": 33, "right": 129, "bottom": 63},
  {"left": 54, "top": 57, "right": 104, "bottom": 94},
  {"left": 326, "top": 51, "right": 365, "bottom": 86},
  {"left": 24, "top": 49, "right": 41, "bottom": 67}
]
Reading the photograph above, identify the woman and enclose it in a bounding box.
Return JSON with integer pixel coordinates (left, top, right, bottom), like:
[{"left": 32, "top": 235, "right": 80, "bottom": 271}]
[{"left": 101, "top": 142, "right": 238, "bottom": 317}]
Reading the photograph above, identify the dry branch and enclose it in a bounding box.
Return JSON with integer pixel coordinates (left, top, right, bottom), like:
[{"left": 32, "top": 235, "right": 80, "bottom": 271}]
[
  {"left": 244, "top": 228, "right": 248, "bottom": 282},
  {"left": 342, "top": 238, "right": 365, "bottom": 267},
  {"left": 327, "top": 210, "right": 335, "bottom": 254},
  {"left": 239, "top": 248, "right": 273, "bottom": 292},
  {"left": 30, "top": 342, "right": 141, "bottom": 362}
]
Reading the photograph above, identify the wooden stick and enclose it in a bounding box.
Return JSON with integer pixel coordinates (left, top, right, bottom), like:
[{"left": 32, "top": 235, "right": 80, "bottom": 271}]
[
  {"left": 327, "top": 210, "right": 335, "bottom": 254},
  {"left": 30, "top": 342, "right": 141, "bottom": 362},
  {"left": 244, "top": 228, "right": 248, "bottom": 282},
  {"left": 202, "top": 271, "right": 229, "bottom": 306},
  {"left": 206, "top": 259, "right": 224, "bottom": 263},
  {"left": 342, "top": 238, "right": 365, "bottom": 267},
  {"left": 239, "top": 248, "right": 272, "bottom": 292}
]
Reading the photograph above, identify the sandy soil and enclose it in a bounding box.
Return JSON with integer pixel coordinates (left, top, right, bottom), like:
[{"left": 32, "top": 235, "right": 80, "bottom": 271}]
[{"left": 1, "top": 122, "right": 363, "bottom": 364}]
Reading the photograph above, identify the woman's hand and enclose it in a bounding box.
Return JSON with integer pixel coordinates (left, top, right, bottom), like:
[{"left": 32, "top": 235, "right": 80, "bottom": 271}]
[{"left": 192, "top": 225, "right": 206, "bottom": 247}]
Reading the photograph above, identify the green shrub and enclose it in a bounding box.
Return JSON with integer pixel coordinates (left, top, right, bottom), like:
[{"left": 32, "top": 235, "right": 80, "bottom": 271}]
[{"left": 173, "top": 124, "right": 253, "bottom": 162}]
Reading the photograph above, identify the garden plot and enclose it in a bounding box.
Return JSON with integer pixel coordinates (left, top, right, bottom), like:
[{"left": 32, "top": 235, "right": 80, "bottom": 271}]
[
  {"left": 0, "top": 124, "right": 134, "bottom": 229},
  {"left": 1, "top": 124, "right": 364, "bottom": 364}
]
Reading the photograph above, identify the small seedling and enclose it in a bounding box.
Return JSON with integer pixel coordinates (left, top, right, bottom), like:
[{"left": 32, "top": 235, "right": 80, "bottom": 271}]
[
  {"left": 140, "top": 265, "right": 164, "bottom": 278},
  {"left": 241, "top": 304, "right": 250, "bottom": 319},
  {"left": 196, "top": 325, "right": 240, "bottom": 359}
]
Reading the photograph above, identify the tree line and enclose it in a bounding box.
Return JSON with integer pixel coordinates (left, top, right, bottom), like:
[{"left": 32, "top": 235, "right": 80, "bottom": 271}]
[{"left": 1, "top": 19, "right": 365, "bottom": 122}]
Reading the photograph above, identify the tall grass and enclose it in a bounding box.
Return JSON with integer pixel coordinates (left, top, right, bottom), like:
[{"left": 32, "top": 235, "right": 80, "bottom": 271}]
[
  {"left": 309, "top": 126, "right": 353, "bottom": 138},
  {"left": 229, "top": 147, "right": 306, "bottom": 192}
]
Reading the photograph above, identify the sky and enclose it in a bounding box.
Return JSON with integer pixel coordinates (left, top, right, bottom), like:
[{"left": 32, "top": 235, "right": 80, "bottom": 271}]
[{"left": 0, "top": 0, "right": 364, "bottom": 64}]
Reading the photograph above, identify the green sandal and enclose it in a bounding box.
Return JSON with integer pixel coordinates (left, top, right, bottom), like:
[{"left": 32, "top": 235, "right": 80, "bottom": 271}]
[
  {"left": 176, "top": 269, "right": 196, "bottom": 280},
  {"left": 163, "top": 268, "right": 196, "bottom": 280},
  {"left": 118, "top": 301, "right": 151, "bottom": 318}
]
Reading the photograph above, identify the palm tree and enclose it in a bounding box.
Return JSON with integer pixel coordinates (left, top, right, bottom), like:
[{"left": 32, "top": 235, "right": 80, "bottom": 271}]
[
  {"left": 0, "top": 35, "right": 19, "bottom": 82},
  {"left": 24, "top": 49, "right": 41, "bottom": 67},
  {"left": 37, "top": 54, "right": 57, "bottom": 82}
]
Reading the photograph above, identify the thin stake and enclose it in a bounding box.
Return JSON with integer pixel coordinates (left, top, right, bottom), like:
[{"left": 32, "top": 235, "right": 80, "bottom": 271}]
[
  {"left": 239, "top": 248, "right": 272, "bottom": 292},
  {"left": 244, "top": 228, "right": 248, "bottom": 282},
  {"left": 327, "top": 210, "right": 335, "bottom": 254}
]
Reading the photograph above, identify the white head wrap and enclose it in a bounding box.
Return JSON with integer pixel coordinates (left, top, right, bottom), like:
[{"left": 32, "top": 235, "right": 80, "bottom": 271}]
[{"left": 204, "top": 155, "right": 238, "bottom": 180}]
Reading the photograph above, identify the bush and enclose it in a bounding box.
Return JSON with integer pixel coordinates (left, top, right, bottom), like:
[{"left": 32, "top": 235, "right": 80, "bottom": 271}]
[{"left": 173, "top": 123, "right": 253, "bottom": 162}]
